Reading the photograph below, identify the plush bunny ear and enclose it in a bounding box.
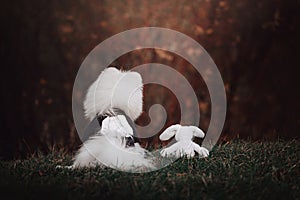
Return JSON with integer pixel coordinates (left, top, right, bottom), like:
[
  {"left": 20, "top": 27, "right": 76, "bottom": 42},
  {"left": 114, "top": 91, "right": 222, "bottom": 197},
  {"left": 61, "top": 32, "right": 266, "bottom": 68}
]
[
  {"left": 190, "top": 126, "right": 205, "bottom": 138},
  {"left": 159, "top": 124, "right": 181, "bottom": 141}
]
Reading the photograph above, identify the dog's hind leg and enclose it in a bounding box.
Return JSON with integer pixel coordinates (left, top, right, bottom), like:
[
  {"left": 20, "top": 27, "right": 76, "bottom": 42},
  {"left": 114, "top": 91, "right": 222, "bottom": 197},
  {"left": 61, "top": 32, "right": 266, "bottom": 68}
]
[{"left": 72, "top": 144, "right": 98, "bottom": 167}]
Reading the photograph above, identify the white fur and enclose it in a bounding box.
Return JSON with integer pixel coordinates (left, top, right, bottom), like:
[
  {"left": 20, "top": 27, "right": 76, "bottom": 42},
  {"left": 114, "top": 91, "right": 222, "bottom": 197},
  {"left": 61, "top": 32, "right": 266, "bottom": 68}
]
[
  {"left": 101, "top": 115, "right": 134, "bottom": 138},
  {"left": 159, "top": 124, "right": 209, "bottom": 158},
  {"left": 71, "top": 68, "right": 154, "bottom": 171},
  {"left": 84, "top": 67, "right": 143, "bottom": 121},
  {"left": 73, "top": 121, "right": 155, "bottom": 171}
]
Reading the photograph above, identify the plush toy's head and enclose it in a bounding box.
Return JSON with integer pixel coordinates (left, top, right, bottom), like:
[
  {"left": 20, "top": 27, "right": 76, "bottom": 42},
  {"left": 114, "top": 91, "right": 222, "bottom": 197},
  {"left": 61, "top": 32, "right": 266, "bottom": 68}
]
[
  {"left": 159, "top": 124, "right": 205, "bottom": 142},
  {"left": 84, "top": 67, "right": 143, "bottom": 121}
]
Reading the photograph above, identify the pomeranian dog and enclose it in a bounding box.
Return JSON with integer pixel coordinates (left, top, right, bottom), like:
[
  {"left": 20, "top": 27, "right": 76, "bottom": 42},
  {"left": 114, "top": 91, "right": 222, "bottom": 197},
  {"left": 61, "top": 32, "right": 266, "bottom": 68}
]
[{"left": 71, "top": 67, "right": 155, "bottom": 171}]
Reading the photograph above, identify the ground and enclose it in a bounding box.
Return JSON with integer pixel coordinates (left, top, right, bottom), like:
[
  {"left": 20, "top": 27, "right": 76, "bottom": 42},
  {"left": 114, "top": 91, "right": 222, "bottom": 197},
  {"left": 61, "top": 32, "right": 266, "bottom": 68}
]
[{"left": 0, "top": 140, "right": 299, "bottom": 200}]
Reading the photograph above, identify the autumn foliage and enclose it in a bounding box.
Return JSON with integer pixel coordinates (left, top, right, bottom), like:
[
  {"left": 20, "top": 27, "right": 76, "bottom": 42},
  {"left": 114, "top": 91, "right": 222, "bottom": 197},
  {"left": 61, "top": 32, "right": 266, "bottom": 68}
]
[{"left": 1, "top": 0, "right": 299, "bottom": 158}]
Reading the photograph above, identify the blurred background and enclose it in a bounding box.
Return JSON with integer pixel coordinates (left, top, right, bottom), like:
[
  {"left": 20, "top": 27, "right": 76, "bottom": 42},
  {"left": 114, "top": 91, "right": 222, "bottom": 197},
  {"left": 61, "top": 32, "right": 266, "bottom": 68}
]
[{"left": 1, "top": 0, "right": 299, "bottom": 159}]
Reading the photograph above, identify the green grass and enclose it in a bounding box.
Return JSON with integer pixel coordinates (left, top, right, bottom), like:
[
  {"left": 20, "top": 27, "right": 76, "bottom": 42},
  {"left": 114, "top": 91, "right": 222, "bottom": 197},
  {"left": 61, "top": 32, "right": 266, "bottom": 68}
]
[{"left": 0, "top": 140, "right": 299, "bottom": 200}]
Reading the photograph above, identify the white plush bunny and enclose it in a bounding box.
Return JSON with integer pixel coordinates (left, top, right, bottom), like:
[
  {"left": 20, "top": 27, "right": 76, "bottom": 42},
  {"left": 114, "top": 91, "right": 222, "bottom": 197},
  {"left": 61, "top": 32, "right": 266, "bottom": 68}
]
[{"left": 159, "top": 124, "right": 209, "bottom": 158}]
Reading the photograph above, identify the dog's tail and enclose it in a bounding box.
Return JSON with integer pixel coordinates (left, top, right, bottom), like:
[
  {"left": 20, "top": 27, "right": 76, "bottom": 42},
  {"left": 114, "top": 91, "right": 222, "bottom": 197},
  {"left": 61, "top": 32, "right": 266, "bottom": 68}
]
[{"left": 83, "top": 67, "right": 143, "bottom": 121}]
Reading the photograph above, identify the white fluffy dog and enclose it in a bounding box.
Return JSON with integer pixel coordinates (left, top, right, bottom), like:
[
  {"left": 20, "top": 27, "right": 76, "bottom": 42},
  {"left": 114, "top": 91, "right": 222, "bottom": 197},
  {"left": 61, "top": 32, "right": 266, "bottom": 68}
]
[{"left": 71, "top": 67, "right": 155, "bottom": 171}]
